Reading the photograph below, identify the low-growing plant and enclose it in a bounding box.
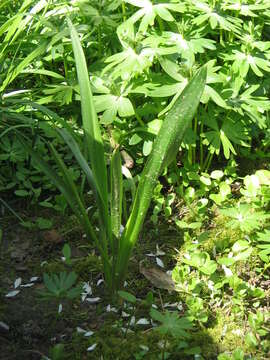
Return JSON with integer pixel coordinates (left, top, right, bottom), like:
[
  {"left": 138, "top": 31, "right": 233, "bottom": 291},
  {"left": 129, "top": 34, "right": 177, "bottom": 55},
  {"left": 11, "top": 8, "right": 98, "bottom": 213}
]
[
  {"left": 150, "top": 308, "right": 194, "bottom": 359},
  {"left": 20, "top": 19, "right": 206, "bottom": 294},
  {"left": 39, "top": 271, "right": 82, "bottom": 301}
]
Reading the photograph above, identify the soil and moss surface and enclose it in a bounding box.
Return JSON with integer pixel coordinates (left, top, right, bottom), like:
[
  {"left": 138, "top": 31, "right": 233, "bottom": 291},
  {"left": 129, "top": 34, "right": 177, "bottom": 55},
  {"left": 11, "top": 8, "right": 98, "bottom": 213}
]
[{"left": 1, "top": 206, "right": 270, "bottom": 360}]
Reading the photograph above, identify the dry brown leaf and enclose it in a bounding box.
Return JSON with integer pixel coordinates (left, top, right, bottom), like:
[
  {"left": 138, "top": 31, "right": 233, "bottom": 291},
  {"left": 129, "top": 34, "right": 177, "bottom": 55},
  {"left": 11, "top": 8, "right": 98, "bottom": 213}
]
[
  {"left": 139, "top": 263, "right": 175, "bottom": 291},
  {"left": 43, "top": 229, "right": 63, "bottom": 244}
]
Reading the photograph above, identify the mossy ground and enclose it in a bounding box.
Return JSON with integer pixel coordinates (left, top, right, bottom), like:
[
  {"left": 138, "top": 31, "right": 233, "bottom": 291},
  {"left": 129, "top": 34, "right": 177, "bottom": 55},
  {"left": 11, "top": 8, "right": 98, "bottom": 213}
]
[{"left": 1, "top": 207, "right": 269, "bottom": 360}]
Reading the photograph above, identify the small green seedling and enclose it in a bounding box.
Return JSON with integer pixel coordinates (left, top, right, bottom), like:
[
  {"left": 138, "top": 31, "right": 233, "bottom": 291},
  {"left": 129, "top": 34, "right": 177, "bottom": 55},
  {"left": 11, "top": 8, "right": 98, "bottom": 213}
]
[{"left": 39, "top": 271, "right": 81, "bottom": 300}]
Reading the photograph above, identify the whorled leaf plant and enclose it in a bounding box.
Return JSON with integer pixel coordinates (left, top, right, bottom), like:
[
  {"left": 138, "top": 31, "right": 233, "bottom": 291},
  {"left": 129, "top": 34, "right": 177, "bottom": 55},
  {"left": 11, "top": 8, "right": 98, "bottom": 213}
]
[{"left": 20, "top": 19, "right": 206, "bottom": 294}]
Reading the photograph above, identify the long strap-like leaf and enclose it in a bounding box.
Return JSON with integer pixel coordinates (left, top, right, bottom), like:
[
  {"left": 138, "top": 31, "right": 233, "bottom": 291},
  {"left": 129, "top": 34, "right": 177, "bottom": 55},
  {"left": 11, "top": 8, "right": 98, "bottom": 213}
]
[
  {"left": 67, "top": 19, "right": 109, "bottom": 220},
  {"left": 115, "top": 66, "right": 207, "bottom": 287}
]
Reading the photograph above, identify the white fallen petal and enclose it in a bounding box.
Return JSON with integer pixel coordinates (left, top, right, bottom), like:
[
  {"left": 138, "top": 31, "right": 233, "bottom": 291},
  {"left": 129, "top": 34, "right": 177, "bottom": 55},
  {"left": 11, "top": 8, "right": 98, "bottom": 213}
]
[
  {"left": 136, "top": 318, "right": 150, "bottom": 325},
  {"left": 5, "top": 290, "right": 20, "bottom": 298},
  {"left": 146, "top": 253, "right": 156, "bottom": 257},
  {"left": 58, "top": 303, "right": 63, "bottom": 314},
  {"left": 81, "top": 293, "right": 88, "bottom": 302},
  {"left": 106, "top": 304, "right": 117, "bottom": 313},
  {"left": 121, "top": 327, "right": 133, "bottom": 334},
  {"left": 166, "top": 270, "right": 172, "bottom": 276},
  {"left": 87, "top": 344, "right": 97, "bottom": 352},
  {"left": 151, "top": 304, "right": 158, "bottom": 309},
  {"left": 96, "top": 279, "right": 104, "bottom": 286},
  {"left": 121, "top": 311, "right": 130, "bottom": 318},
  {"left": 177, "top": 303, "right": 183, "bottom": 311},
  {"left": 156, "top": 245, "right": 165, "bottom": 256},
  {"left": 130, "top": 316, "right": 135, "bottom": 326},
  {"left": 30, "top": 277, "right": 38, "bottom": 282},
  {"left": 156, "top": 257, "right": 164, "bottom": 268},
  {"left": 124, "top": 281, "right": 128, "bottom": 287},
  {"left": 164, "top": 302, "right": 178, "bottom": 308},
  {"left": 84, "top": 331, "right": 94, "bottom": 337},
  {"left": 86, "top": 297, "right": 100, "bottom": 304},
  {"left": 61, "top": 257, "right": 66, "bottom": 262},
  {"left": 77, "top": 327, "right": 86, "bottom": 333},
  {"left": 14, "top": 278, "right": 22, "bottom": 289},
  {"left": 82, "top": 282, "right": 92, "bottom": 295},
  {"left": 139, "top": 345, "right": 149, "bottom": 351},
  {"left": 222, "top": 265, "right": 233, "bottom": 277},
  {"left": 20, "top": 283, "right": 35, "bottom": 288},
  {"left": 0, "top": 321, "right": 9, "bottom": 331}
]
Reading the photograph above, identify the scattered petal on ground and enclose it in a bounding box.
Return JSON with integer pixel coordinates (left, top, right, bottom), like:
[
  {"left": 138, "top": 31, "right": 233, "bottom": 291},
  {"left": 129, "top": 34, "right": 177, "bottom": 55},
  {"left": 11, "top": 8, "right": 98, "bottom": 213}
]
[
  {"left": 30, "top": 276, "right": 38, "bottom": 282},
  {"left": 106, "top": 304, "right": 117, "bottom": 313},
  {"left": 0, "top": 321, "right": 9, "bottom": 332},
  {"left": 58, "top": 303, "right": 63, "bottom": 314},
  {"left": 139, "top": 345, "right": 149, "bottom": 351},
  {"left": 87, "top": 344, "right": 97, "bottom": 352},
  {"left": 136, "top": 318, "right": 150, "bottom": 325},
  {"left": 121, "top": 311, "right": 130, "bottom": 318},
  {"left": 20, "top": 283, "right": 35, "bottom": 288},
  {"left": 77, "top": 327, "right": 86, "bottom": 333},
  {"left": 5, "top": 290, "right": 20, "bottom": 298},
  {"left": 130, "top": 316, "right": 136, "bottom": 326},
  {"left": 156, "top": 257, "right": 164, "bottom": 268},
  {"left": 14, "top": 278, "right": 22, "bottom": 289},
  {"left": 121, "top": 327, "right": 133, "bottom": 334},
  {"left": 86, "top": 297, "right": 101, "bottom": 304},
  {"left": 96, "top": 279, "right": 104, "bottom": 286},
  {"left": 84, "top": 331, "right": 94, "bottom": 337},
  {"left": 156, "top": 245, "right": 165, "bottom": 256},
  {"left": 82, "top": 282, "right": 92, "bottom": 295}
]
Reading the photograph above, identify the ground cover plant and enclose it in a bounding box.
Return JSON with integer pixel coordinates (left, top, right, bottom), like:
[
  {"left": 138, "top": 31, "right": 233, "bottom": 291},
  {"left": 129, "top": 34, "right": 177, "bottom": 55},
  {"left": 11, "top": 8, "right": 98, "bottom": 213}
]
[{"left": 0, "top": 0, "right": 270, "bottom": 359}]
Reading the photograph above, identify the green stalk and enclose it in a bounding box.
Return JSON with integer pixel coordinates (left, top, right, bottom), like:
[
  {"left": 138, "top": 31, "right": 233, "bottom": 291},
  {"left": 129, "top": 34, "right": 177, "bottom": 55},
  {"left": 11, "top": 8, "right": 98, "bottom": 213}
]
[
  {"left": 121, "top": 1, "right": 126, "bottom": 21},
  {"left": 192, "top": 114, "right": 198, "bottom": 164},
  {"left": 199, "top": 119, "right": 204, "bottom": 169}
]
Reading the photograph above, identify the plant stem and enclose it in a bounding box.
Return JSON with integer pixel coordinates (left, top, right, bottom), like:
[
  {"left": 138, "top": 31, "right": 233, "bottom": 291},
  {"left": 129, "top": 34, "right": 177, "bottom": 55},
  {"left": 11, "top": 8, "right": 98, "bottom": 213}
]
[
  {"left": 122, "top": 1, "right": 126, "bottom": 21},
  {"left": 193, "top": 114, "right": 198, "bottom": 164}
]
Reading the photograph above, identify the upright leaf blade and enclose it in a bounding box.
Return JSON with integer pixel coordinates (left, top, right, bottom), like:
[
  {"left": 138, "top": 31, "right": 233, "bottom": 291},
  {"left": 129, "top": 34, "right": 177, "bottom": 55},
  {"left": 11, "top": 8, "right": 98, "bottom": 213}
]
[
  {"left": 67, "top": 19, "right": 109, "bottom": 212},
  {"left": 116, "top": 66, "right": 207, "bottom": 286}
]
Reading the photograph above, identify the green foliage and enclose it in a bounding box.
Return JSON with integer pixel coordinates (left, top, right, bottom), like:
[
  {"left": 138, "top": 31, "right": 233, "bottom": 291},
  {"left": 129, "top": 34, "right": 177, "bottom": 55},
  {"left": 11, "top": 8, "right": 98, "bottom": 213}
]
[
  {"left": 39, "top": 271, "right": 82, "bottom": 300},
  {"left": 1, "top": 0, "right": 270, "bottom": 204},
  {"left": 1, "top": 2, "right": 270, "bottom": 358},
  {"left": 17, "top": 20, "right": 205, "bottom": 294},
  {"left": 150, "top": 309, "right": 192, "bottom": 339}
]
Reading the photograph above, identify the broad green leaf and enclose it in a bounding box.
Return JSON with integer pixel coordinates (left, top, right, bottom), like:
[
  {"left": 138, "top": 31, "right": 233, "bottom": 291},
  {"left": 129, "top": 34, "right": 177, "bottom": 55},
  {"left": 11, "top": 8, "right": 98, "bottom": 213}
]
[{"left": 115, "top": 66, "right": 207, "bottom": 286}]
